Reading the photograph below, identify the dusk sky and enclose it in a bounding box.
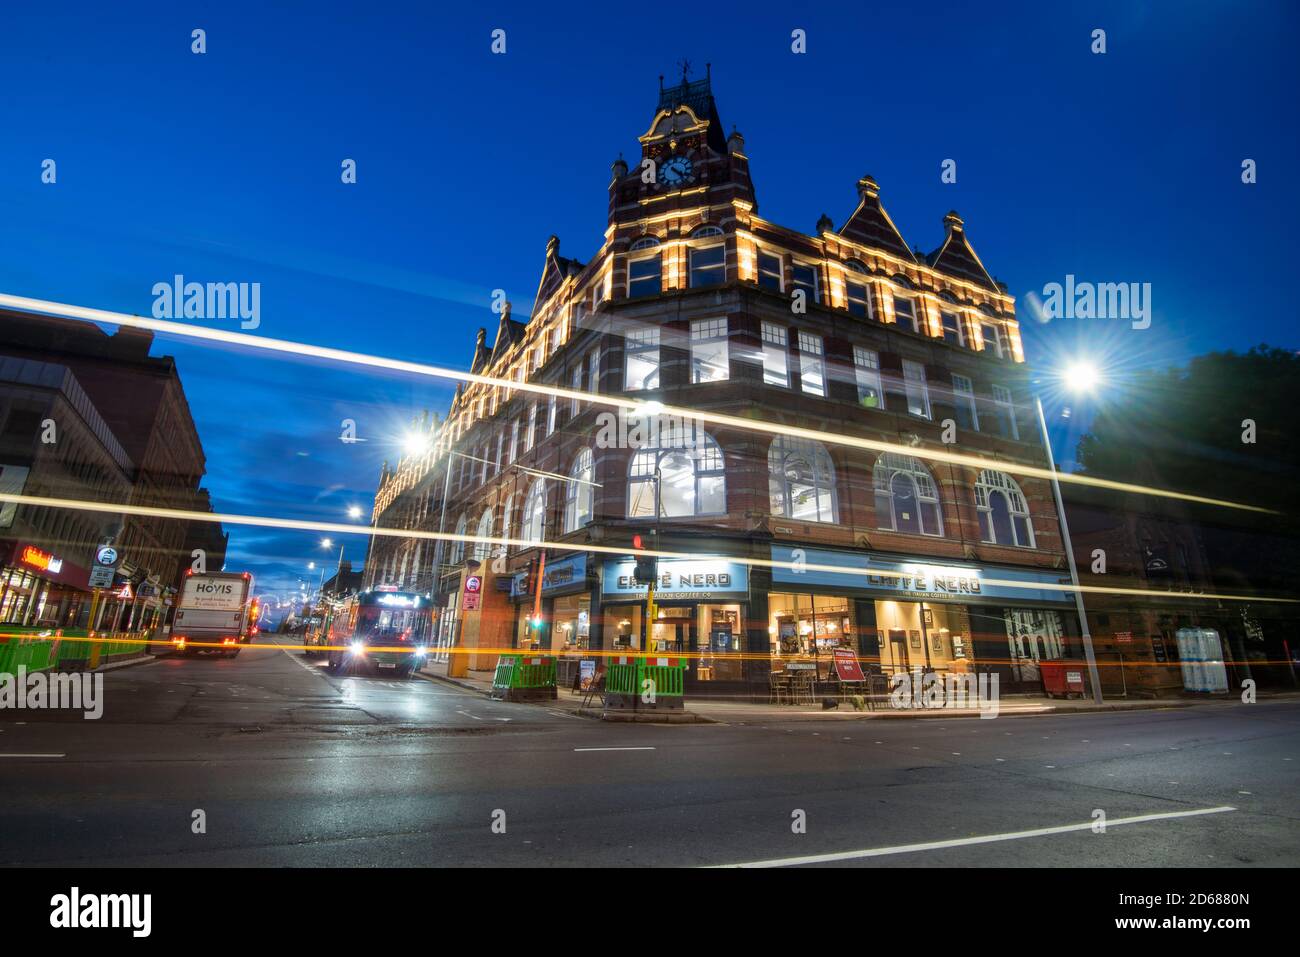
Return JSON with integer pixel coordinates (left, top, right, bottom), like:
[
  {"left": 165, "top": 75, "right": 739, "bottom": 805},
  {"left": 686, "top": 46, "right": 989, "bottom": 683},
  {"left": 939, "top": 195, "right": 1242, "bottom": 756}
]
[{"left": 2, "top": 0, "right": 1296, "bottom": 603}]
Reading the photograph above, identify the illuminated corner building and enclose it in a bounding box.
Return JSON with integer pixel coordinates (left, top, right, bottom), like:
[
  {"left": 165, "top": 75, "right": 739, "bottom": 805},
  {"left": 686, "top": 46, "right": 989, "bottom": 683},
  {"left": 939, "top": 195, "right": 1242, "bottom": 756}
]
[
  {"left": 368, "top": 70, "right": 1089, "bottom": 696},
  {"left": 0, "top": 311, "right": 222, "bottom": 641}
]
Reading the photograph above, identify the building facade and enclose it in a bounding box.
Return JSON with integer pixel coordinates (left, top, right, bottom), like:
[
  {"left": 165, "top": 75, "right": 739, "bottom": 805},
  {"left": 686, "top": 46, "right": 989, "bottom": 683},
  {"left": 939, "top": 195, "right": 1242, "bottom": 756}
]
[
  {"left": 366, "top": 73, "right": 1086, "bottom": 695},
  {"left": 0, "top": 311, "right": 222, "bottom": 634}
]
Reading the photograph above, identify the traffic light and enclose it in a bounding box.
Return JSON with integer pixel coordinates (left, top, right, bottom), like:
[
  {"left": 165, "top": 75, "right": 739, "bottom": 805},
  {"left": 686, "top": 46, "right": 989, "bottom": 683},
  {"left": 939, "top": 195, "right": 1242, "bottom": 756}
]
[{"left": 632, "top": 532, "right": 657, "bottom": 586}]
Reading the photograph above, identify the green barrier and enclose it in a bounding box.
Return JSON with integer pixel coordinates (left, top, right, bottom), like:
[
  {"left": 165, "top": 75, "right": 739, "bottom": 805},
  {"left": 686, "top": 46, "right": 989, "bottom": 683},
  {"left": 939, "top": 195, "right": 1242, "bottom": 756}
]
[
  {"left": 602, "top": 655, "right": 688, "bottom": 713},
  {"left": 606, "top": 658, "right": 640, "bottom": 695},
  {"left": 490, "top": 654, "right": 557, "bottom": 700},
  {"left": 0, "top": 630, "right": 148, "bottom": 678}
]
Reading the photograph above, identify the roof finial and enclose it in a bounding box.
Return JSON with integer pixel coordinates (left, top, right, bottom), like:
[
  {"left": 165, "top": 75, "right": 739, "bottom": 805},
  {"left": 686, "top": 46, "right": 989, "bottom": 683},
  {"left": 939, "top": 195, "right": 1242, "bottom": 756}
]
[{"left": 678, "top": 57, "right": 692, "bottom": 83}]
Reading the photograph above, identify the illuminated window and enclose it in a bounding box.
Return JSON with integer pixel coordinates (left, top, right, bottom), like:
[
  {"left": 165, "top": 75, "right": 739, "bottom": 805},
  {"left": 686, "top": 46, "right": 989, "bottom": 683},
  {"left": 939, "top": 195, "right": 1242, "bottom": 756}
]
[
  {"left": 627, "top": 424, "right": 726, "bottom": 518},
  {"left": 797, "top": 332, "right": 825, "bottom": 397},
  {"left": 853, "top": 346, "right": 883, "bottom": 409},
  {"left": 690, "top": 318, "right": 729, "bottom": 383},
  {"left": 873, "top": 452, "right": 944, "bottom": 537},
  {"left": 761, "top": 322, "right": 789, "bottom": 388},
  {"left": 769, "top": 435, "right": 837, "bottom": 523},
  {"left": 522, "top": 479, "right": 547, "bottom": 543},
  {"left": 976, "top": 469, "right": 1034, "bottom": 547},
  {"left": 564, "top": 448, "right": 595, "bottom": 532},
  {"left": 624, "top": 328, "right": 660, "bottom": 391},
  {"left": 902, "top": 360, "right": 931, "bottom": 419}
]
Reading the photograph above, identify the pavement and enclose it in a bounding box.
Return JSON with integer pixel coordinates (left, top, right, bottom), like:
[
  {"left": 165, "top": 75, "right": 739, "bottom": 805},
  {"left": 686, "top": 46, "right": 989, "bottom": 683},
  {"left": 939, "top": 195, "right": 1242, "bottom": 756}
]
[{"left": 1, "top": 634, "right": 1297, "bottom": 867}]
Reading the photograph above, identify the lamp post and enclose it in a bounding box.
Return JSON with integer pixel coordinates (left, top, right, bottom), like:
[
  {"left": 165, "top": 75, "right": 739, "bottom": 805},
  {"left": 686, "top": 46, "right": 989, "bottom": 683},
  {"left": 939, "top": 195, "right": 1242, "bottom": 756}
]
[{"left": 1033, "top": 363, "right": 1104, "bottom": 704}]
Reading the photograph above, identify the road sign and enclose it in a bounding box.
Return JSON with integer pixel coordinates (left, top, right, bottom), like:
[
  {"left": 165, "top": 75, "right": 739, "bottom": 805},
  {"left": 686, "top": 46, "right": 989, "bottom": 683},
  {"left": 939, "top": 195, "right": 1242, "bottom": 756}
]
[
  {"left": 115, "top": 582, "right": 134, "bottom": 600},
  {"left": 1114, "top": 631, "right": 1133, "bottom": 643},
  {"left": 95, "top": 545, "right": 119, "bottom": 566},
  {"left": 463, "top": 574, "right": 482, "bottom": 611},
  {"left": 88, "top": 565, "right": 115, "bottom": 588}
]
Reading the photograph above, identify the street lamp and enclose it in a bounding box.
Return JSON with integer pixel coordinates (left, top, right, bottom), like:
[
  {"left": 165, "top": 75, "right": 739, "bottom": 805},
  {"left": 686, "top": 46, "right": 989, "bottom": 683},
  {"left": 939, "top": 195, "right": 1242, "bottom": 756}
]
[{"left": 1033, "top": 364, "right": 1104, "bottom": 704}]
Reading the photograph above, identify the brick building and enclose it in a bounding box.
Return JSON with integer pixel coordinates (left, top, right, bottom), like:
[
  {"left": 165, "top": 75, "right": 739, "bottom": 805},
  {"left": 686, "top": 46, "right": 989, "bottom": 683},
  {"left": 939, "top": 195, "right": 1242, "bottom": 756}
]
[{"left": 366, "top": 72, "right": 1086, "bottom": 695}]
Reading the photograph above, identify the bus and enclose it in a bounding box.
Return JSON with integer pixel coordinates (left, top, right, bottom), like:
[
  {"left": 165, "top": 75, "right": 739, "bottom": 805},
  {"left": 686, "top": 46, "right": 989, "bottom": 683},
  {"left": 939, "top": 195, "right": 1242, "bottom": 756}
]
[{"left": 324, "top": 588, "right": 434, "bottom": 678}]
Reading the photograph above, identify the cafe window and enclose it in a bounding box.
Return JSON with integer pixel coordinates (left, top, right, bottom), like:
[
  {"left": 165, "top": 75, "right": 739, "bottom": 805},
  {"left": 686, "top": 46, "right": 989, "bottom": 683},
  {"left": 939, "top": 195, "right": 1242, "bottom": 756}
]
[
  {"left": 769, "top": 592, "right": 857, "bottom": 677},
  {"left": 564, "top": 448, "right": 595, "bottom": 532},
  {"left": 873, "top": 451, "right": 944, "bottom": 536},
  {"left": 768, "top": 435, "right": 838, "bottom": 523},
  {"left": 553, "top": 594, "right": 591, "bottom": 651},
  {"left": 975, "top": 469, "right": 1035, "bottom": 547},
  {"left": 627, "top": 426, "right": 726, "bottom": 518}
]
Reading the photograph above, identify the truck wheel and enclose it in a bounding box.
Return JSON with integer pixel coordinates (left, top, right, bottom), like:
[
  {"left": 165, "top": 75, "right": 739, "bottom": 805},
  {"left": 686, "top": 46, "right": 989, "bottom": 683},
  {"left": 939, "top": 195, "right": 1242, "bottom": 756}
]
[{"left": 326, "top": 654, "right": 341, "bottom": 674}]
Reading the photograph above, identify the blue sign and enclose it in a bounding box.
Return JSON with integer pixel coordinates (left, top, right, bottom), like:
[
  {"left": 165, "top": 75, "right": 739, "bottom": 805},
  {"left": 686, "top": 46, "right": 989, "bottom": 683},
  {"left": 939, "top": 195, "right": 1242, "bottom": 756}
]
[
  {"left": 602, "top": 557, "right": 749, "bottom": 599},
  {"left": 770, "top": 545, "right": 1072, "bottom": 605},
  {"left": 511, "top": 553, "right": 588, "bottom": 599}
]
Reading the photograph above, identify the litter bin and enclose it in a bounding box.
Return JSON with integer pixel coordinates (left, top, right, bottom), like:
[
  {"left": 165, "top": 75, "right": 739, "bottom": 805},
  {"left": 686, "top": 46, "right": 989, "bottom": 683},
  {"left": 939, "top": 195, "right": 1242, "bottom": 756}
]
[{"left": 1040, "top": 659, "right": 1087, "bottom": 699}]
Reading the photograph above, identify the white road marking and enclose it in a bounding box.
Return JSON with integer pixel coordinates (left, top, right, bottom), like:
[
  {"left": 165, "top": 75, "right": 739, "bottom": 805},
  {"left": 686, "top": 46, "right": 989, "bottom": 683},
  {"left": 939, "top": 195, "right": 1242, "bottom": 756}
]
[
  {"left": 0, "top": 753, "right": 65, "bottom": 758},
  {"left": 456, "top": 710, "right": 484, "bottom": 721},
  {"left": 573, "top": 746, "right": 656, "bottom": 752},
  {"left": 712, "top": 806, "right": 1238, "bottom": 868}
]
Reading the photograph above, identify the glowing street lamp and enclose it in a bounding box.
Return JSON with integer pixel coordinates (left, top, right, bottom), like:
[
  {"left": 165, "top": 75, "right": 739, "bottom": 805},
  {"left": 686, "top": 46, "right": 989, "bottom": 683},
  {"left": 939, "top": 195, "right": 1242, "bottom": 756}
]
[
  {"left": 348, "top": 505, "right": 364, "bottom": 520},
  {"left": 1033, "top": 361, "right": 1105, "bottom": 704}
]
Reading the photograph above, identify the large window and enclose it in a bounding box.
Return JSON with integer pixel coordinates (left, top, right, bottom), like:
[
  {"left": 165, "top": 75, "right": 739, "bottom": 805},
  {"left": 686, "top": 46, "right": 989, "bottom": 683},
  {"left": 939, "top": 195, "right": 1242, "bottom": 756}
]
[
  {"left": 893, "top": 294, "right": 920, "bottom": 332},
  {"left": 980, "top": 322, "right": 1004, "bottom": 357},
  {"left": 689, "top": 226, "right": 725, "bottom": 287},
  {"left": 873, "top": 452, "right": 944, "bottom": 536},
  {"left": 628, "top": 237, "right": 662, "bottom": 298},
  {"left": 769, "top": 436, "right": 838, "bottom": 523},
  {"left": 902, "top": 359, "right": 931, "bottom": 418},
  {"left": 976, "top": 469, "right": 1034, "bottom": 547},
  {"left": 524, "top": 402, "right": 537, "bottom": 450},
  {"left": 624, "top": 328, "right": 660, "bottom": 391},
  {"left": 449, "top": 513, "right": 468, "bottom": 564},
  {"left": 791, "top": 262, "right": 819, "bottom": 303},
  {"left": 690, "top": 318, "right": 729, "bottom": 383},
  {"left": 564, "top": 448, "right": 595, "bottom": 532},
  {"left": 797, "top": 331, "right": 826, "bottom": 397},
  {"left": 761, "top": 322, "right": 789, "bottom": 387},
  {"left": 757, "top": 251, "right": 783, "bottom": 291},
  {"left": 941, "top": 311, "right": 966, "bottom": 346},
  {"left": 627, "top": 426, "right": 726, "bottom": 518},
  {"left": 845, "top": 261, "right": 872, "bottom": 318},
  {"left": 508, "top": 419, "right": 519, "bottom": 463},
  {"left": 853, "top": 346, "right": 883, "bottom": 409},
  {"left": 952, "top": 374, "right": 979, "bottom": 432},
  {"left": 989, "top": 384, "right": 1020, "bottom": 439},
  {"left": 521, "top": 479, "right": 547, "bottom": 543},
  {"left": 501, "top": 493, "right": 515, "bottom": 544},
  {"left": 473, "top": 507, "right": 494, "bottom": 562}
]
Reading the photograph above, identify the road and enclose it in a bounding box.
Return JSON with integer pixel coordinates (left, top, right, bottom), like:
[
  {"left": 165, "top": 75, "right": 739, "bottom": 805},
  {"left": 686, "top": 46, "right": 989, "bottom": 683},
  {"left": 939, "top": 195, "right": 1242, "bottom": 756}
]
[{"left": 1, "top": 637, "right": 1297, "bottom": 867}]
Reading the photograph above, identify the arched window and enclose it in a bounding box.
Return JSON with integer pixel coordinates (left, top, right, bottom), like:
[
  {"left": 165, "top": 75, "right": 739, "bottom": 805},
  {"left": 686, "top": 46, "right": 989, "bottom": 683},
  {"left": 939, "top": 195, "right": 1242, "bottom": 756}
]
[
  {"left": 564, "top": 448, "right": 595, "bottom": 532},
  {"left": 627, "top": 423, "right": 726, "bottom": 518},
  {"left": 628, "top": 237, "right": 662, "bottom": 298},
  {"left": 975, "top": 469, "right": 1034, "bottom": 547},
  {"left": 873, "top": 452, "right": 943, "bottom": 536},
  {"left": 473, "top": 507, "right": 494, "bottom": 562},
  {"left": 521, "top": 479, "right": 547, "bottom": 543},
  {"left": 689, "top": 226, "right": 725, "bottom": 287},
  {"left": 449, "top": 513, "right": 468, "bottom": 564},
  {"left": 768, "top": 436, "right": 837, "bottom": 523}
]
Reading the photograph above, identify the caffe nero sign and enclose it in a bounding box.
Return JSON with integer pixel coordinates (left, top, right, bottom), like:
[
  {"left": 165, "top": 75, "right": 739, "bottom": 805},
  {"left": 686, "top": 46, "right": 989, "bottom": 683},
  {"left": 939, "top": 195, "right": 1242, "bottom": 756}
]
[{"left": 602, "top": 558, "right": 749, "bottom": 601}]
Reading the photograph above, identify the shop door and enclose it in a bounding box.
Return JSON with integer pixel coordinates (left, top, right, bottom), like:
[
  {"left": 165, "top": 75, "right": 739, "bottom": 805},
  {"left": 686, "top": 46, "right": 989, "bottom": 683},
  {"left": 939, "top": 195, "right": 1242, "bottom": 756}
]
[{"left": 888, "top": 628, "right": 909, "bottom": 672}]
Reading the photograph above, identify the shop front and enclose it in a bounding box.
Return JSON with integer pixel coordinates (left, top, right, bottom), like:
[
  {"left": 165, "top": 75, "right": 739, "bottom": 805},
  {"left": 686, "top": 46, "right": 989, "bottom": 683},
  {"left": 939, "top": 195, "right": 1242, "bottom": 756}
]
[
  {"left": 0, "top": 541, "right": 91, "bottom": 629},
  {"left": 510, "top": 553, "right": 593, "bottom": 653},
  {"left": 771, "top": 545, "right": 1079, "bottom": 693},
  {"left": 599, "top": 556, "right": 749, "bottom": 685}
]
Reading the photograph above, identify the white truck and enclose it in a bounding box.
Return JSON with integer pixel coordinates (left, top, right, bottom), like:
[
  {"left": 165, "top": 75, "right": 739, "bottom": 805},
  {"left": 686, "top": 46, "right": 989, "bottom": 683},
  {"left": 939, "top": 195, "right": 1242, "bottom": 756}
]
[{"left": 172, "top": 571, "right": 256, "bottom": 658}]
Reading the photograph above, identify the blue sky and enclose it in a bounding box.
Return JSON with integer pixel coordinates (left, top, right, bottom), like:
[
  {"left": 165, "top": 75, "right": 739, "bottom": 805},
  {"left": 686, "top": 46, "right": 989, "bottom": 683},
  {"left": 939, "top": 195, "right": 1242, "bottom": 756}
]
[{"left": 2, "top": 1, "right": 1296, "bottom": 602}]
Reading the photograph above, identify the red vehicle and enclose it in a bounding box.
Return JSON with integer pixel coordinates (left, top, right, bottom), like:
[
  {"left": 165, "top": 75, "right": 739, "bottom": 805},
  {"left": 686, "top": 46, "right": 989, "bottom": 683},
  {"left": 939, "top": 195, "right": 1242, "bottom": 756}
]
[{"left": 172, "top": 571, "right": 256, "bottom": 658}]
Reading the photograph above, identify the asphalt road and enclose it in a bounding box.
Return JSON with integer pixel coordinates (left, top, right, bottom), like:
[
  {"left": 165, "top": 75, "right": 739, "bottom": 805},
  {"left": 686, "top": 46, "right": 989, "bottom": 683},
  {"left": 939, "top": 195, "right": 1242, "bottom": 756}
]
[{"left": 1, "top": 637, "right": 1297, "bottom": 867}]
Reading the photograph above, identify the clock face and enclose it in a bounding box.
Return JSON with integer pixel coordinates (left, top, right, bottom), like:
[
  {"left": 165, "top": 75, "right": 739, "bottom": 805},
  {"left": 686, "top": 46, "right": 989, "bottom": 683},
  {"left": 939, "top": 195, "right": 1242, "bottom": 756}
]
[{"left": 659, "top": 154, "right": 694, "bottom": 186}]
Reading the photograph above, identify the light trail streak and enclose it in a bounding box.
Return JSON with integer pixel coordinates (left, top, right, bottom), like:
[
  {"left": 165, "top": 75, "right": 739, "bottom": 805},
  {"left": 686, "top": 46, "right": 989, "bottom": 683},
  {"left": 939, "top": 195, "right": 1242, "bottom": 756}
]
[
  {"left": 1, "top": 490, "right": 1294, "bottom": 605},
  {"left": 0, "top": 293, "right": 1274, "bottom": 514}
]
